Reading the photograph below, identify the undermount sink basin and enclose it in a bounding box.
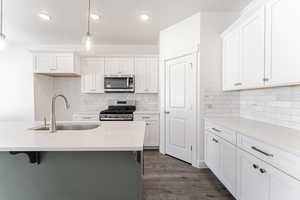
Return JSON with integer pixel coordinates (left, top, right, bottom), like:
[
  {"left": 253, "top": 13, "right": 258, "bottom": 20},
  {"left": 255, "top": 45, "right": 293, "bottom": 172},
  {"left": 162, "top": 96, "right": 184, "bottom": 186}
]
[{"left": 30, "top": 124, "right": 100, "bottom": 131}]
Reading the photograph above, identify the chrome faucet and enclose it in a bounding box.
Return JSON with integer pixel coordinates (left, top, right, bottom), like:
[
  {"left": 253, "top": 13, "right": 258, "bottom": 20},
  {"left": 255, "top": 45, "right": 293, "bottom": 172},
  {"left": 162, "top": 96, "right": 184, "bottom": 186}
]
[{"left": 50, "top": 94, "right": 70, "bottom": 133}]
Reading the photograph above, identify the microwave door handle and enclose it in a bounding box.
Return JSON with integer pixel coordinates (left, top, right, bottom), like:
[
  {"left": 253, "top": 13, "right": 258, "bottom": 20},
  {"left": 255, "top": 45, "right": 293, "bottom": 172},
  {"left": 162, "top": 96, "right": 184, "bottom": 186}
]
[{"left": 127, "top": 78, "right": 129, "bottom": 87}]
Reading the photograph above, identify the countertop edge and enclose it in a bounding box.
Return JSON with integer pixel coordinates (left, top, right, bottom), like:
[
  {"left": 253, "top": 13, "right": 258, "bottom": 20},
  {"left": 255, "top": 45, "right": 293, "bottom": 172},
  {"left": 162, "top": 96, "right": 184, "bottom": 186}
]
[{"left": 204, "top": 117, "right": 300, "bottom": 157}]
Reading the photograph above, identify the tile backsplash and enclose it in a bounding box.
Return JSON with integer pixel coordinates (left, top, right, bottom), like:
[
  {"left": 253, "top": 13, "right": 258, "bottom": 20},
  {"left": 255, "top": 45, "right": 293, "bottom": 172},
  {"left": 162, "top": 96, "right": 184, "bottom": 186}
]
[
  {"left": 203, "top": 89, "right": 240, "bottom": 118},
  {"left": 240, "top": 86, "right": 300, "bottom": 130},
  {"left": 79, "top": 93, "right": 159, "bottom": 113}
]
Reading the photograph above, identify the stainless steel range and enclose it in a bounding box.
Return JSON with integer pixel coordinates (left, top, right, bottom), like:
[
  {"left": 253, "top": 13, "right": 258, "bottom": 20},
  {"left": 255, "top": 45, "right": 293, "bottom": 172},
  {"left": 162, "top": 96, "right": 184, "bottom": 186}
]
[{"left": 99, "top": 100, "right": 136, "bottom": 121}]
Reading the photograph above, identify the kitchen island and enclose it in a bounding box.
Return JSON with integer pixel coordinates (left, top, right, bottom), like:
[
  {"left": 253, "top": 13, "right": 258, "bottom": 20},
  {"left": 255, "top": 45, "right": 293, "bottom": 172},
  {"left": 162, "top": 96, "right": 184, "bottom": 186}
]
[{"left": 0, "top": 121, "right": 145, "bottom": 200}]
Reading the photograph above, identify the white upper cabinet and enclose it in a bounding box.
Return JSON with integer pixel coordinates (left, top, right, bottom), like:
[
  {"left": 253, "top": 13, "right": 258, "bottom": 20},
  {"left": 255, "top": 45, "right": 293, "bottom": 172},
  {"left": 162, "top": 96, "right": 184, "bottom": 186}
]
[
  {"left": 134, "top": 57, "right": 159, "bottom": 93},
  {"left": 81, "top": 57, "right": 105, "bottom": 93},
  {"left": 222, "top": 29, "right": 242, "bottom": 91},
  {"left": 34, "top": 53, "right": 80, "bottom": 76},
  {"left": 222, "top": 0, "right": 300, "bottom": 90},
  {"left": 104, "top": 57, "right": 134, "bottom": 75},
  {"left": 265, "top": 0, "right": 300, "bottom": 86},
  {"left": 240, "top": 8, "right": 265, "bottom": 89}
]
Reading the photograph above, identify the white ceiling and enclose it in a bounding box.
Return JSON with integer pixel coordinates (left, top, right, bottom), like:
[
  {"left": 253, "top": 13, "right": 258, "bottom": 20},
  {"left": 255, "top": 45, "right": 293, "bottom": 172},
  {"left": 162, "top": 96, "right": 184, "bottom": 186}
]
[{"left": 3, "top": 0, "right": 252, "bottom": 45}]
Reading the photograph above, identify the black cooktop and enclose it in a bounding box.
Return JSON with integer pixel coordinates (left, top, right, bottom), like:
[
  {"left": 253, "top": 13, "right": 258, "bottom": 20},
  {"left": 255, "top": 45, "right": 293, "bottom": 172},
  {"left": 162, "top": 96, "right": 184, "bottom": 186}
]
[
  {"left": 100, "top": 109, "right": 134, "bottom": 114},
  {"left": 100, "top": 105, "right": 136, "bottom": 114}
]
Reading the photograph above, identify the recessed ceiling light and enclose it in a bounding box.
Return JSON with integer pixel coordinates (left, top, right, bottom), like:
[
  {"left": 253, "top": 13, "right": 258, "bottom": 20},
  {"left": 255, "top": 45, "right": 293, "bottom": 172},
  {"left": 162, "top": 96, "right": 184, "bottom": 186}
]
[
  {"left": 38, "top": 12, "right": 51, "bottom": 21},
  {"left": 90, "top": 13, "right": 100, "bottom": 20},
  {"left": 140, "top": 14, "right": 150, "bottom": 22}
]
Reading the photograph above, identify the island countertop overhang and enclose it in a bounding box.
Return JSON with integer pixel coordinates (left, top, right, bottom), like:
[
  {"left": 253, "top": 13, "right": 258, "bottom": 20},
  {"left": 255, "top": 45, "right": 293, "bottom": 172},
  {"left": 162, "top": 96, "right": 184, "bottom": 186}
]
[{"left": 0, "top": 121, "right": 146, "bottom": 151}]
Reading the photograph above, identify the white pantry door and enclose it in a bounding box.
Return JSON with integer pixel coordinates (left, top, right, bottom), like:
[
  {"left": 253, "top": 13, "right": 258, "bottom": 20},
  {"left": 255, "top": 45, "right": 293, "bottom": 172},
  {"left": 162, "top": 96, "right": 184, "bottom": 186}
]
[{"left": 165, "top": 54, "right": 196, "bottom": 163}]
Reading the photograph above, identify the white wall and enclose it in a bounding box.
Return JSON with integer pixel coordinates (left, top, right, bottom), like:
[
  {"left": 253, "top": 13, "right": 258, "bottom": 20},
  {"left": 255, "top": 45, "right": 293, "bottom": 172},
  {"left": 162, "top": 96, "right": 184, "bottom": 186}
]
[
  {"left": 0, "top": 44, "right": 34, "bottom": 121},
  {"left": 198, "top": 12, "right": 240, "bottom": 163},
  {"left": 160, "top": 12, "right": 201, "bottom": 60}
]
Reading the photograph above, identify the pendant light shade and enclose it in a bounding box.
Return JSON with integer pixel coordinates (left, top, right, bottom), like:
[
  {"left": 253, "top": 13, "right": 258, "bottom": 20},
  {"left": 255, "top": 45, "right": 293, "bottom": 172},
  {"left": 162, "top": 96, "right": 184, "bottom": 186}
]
[
  {"left": 82, "top": 0, "right": 93, "bottom": 51},
  {"left": 0, "top": 0, "right": 6, "bottom": 51},
  {"left": 82, "top": 32, "right": 93, "bottom": 51}
]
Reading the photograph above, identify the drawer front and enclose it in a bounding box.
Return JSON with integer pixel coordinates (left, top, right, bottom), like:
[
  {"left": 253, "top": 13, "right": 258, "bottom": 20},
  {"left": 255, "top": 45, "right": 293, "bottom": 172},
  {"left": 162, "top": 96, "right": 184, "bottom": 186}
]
[
  {"left": 205, "top": 121, "right": 237, "bottom": 145},
  {"left": 238, "top": 134, "right": 300, "bottom": 180},
  {"left": 72, "top": 114, "right": 99, "bottom": 121},
  {"left": 134, "top": 114, "right": 159, "bottom": 121}
]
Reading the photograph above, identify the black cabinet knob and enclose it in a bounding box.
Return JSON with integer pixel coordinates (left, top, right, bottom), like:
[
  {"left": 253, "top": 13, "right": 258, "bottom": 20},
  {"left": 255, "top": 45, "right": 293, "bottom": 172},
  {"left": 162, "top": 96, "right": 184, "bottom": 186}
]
[
  {"left": 253, "top": 164, "right": 259, "bottom": 169},
  {"left": 260, "top": 168, "right": 267, "bottom": 174}
]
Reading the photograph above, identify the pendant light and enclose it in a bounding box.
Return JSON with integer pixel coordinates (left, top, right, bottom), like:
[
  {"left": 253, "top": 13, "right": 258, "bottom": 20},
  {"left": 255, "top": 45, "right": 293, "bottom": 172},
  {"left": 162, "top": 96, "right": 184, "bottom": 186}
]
[
  {"left": 82, "top": 0, "right": 93, "bottom": 51},
  {"left": 0, "top": 0, "right": 6, "bottom": 51}
]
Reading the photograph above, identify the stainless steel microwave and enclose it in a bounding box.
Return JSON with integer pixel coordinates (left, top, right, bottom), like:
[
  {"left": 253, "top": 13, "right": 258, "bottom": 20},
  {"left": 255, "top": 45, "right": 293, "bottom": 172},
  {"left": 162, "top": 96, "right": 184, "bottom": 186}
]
[{"left": 104, "top": 75, "right": 135, "bottom": 93}]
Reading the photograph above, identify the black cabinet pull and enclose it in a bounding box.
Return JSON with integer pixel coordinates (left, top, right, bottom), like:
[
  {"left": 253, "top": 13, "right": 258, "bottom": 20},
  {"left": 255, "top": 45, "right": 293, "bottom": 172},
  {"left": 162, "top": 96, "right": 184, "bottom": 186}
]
[
  {"left": 212, "top": 128, "right": 221, "bottom": 132},
  {"left": 251, "top": 146, "right": 274, "bottom": 157}
]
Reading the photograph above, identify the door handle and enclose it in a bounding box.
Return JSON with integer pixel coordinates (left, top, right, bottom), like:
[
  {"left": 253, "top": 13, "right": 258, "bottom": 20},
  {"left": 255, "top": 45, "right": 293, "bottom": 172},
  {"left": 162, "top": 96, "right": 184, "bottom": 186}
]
[{"left": 165, "top": 111, "right": 170, "bottom": 114}]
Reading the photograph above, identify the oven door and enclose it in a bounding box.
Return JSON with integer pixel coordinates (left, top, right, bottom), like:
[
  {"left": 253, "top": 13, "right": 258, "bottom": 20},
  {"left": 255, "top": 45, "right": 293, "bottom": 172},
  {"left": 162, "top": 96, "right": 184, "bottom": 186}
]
[{"left": 104, "top": 76, "right": 134, "bottom": 93}]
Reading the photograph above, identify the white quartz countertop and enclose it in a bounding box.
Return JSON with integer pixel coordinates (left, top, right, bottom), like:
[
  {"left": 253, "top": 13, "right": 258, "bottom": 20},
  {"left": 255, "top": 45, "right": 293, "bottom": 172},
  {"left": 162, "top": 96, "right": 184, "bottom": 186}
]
[
  {"left": 205, "top": 117, "right": 300, "bottom": 156},
  {"left": 0, "top": 121, "right": 145, "bottom": 151},
  {"left": 134, "top": 110, "right": 160, "bottom": 115}
]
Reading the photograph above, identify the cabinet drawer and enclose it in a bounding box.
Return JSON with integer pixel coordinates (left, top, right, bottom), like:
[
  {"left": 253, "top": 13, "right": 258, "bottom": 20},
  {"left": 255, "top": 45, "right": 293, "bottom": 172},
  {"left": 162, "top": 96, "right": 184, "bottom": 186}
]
[
  {"left": 205, "top": 122, "right": 237, "bottom": 145},
  {"left": 238, "top": 134, "right": 300, "bottom": 180},
  {"left": 134, "top": 114, "right": 159, "bottom": 121}
]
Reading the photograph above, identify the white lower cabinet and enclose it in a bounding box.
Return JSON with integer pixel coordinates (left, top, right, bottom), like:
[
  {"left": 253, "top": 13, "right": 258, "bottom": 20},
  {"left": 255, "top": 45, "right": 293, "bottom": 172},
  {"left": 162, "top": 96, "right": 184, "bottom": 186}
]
[
  {"left": 237, "top": 149, "right": 269, "bottom": 200},
  {"left": 205, "top": 131, "right": 236, "bottom": 197},
  {"left": 237, "top": 149, "right": 300, "bottom": 200},
  {"left": 134, "top": 113, "right": 159, "bottom": 148},
  {"left": 205, "top": 122, "right": 300, "bottom": 200},
  {"left": 205, "top": 131, "right": 220, "bottom": 175},
  {"left": 219, "top": 138, "right": 237, "bottom": 196}
]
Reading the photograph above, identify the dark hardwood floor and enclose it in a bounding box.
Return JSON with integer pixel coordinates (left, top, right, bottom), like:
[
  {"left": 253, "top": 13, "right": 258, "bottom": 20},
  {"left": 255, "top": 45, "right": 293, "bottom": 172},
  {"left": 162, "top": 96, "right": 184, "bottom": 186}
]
[{"left": 143, "top": 150, "right": 235, "bottom": 200}]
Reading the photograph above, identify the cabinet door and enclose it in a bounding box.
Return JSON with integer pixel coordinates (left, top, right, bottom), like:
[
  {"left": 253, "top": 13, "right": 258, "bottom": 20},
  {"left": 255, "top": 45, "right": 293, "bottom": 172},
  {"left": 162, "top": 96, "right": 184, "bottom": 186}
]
[
  {"left": 34, "top": 54, "right": 55, "bottom": 73},
  {"left": 105, "top": 58, "right": 120, "bottom": 75},
  {"left": 134, "top": 58, "right": 148, "bottom": 93},
  {"left": 55, "top": 54, "right": 74, "bottom": 73},
  {"left": 145, "top": 121, "right": 159, "bottom": 147},
  {"left": 81, "top": 74, "right": 95, "bottom": 93},
  {"left": 266, "top": 0, "right": 300, "bottom": 86},
  {"left": 147, "top": 57, "right": 159, "bottom": 93},
  {"left": 223, "top": 29, "right": 242, "bottom": 91},
  {"left": 219, "top": 139, "right": 237, "bottom": 197},
  {"left": 240, "top": 8, "right": 265, "bottom": 88},
  {"left": 118, "top": 57, "right": 134, "bottom": 74},
  {"left": 205, "top": 131, "right": 220, "bottom": 176},
  {"left": 266, "top": 162, "right": 300, "bottom": 200},
  {"left": 81, "top": 58, "right": 105, "bottom": 93},
  {"left": 237, "top": 149, "right": 269, "bottom": 200}
]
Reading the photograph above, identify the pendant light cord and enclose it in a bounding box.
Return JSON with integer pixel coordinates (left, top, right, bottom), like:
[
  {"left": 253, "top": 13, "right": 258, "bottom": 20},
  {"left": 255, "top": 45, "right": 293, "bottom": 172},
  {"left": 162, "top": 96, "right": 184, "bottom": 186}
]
[
  {"left": 87, "top": 0, "right": 91, "bottom": 34},
  {"left": 0, "top": 0, "right": 3, "bottom": 34}
]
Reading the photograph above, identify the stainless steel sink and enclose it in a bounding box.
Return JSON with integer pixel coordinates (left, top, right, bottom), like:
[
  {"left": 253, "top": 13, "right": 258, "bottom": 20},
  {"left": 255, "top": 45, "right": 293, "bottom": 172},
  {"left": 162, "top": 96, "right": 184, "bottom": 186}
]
[{"left": 30, "top": 124, "right": 100, "bottom": 131}]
